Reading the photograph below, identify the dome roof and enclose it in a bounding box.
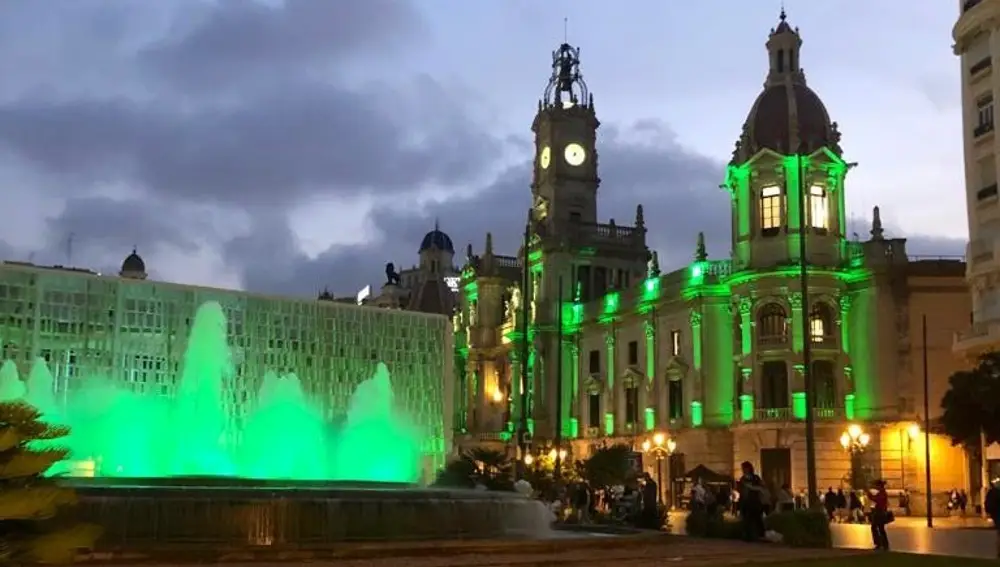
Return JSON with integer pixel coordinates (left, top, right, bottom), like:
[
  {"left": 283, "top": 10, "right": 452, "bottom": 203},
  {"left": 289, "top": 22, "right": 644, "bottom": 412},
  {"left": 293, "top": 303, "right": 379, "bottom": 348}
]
[
  {"left": 743, "top": 82, "right": 834, "bottom": 156},
  {"left": 419, "top": 223, "right": 454, "bottom": 254},
  {"left": 121, "top": 249, "right": 145, "bottom": 273},
  {"left": 730, "top": 10, "right": 842, "bottom": 164}
]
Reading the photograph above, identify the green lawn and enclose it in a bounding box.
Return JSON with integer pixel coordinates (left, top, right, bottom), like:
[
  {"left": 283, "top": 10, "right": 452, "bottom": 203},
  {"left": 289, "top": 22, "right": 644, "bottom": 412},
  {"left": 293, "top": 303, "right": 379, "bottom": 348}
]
[{"left": 767, "top": 554, "right": 996, "bottom": 567}]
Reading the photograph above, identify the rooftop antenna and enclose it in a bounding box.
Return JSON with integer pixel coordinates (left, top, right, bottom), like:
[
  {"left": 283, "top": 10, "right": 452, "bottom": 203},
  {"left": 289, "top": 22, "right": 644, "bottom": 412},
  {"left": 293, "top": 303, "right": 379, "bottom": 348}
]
[{"left": 563, "top": 17, "right": 568, "bottom": 43}]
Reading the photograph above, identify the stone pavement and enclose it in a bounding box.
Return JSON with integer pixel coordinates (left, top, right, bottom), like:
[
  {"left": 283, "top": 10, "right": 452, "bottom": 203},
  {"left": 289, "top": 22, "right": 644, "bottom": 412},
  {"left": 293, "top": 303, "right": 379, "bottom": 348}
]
[{"left": 79, "top": 536, "right": 863, "bottom": 566}]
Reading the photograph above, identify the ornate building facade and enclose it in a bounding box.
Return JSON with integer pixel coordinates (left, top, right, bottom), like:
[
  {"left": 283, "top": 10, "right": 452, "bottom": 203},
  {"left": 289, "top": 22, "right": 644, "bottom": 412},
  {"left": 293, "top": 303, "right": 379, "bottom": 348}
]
[{"left": 455, "top": 13, "right": 972, "bottom": 502}]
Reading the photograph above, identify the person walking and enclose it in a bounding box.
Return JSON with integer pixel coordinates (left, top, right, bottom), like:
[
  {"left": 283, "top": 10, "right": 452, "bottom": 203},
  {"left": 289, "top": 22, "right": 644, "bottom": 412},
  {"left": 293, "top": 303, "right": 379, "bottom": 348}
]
[
  {"left": 869, "top": 480, "right": 891, "bottom": 551},
  {"left": 984, "top": 482, "right": 1000, "bottom": 558},
  {"left": 737, "top": 461, "right": 765, "bottom": 542}
]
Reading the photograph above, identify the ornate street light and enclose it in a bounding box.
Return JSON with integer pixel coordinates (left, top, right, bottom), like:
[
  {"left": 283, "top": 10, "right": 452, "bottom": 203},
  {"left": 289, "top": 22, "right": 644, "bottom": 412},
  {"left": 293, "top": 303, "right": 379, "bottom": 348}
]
[
  {"left": 840, "top": 424, "right": 870, "bottom": 489},
  {"left": 641, "top": 432, "right": 677, "bottom": 507}
]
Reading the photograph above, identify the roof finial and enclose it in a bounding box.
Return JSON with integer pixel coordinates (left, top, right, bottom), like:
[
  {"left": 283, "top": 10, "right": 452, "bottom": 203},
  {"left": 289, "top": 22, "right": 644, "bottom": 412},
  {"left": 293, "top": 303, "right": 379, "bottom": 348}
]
[
  {"left": 434, "top": 218, "right": 440, "bottom": 232},
  {"left": 563, "top": 17, "right": 568, "bottom": 43},
  {"left": 779, "top": 2, "right": 786, "bottom": 22}
]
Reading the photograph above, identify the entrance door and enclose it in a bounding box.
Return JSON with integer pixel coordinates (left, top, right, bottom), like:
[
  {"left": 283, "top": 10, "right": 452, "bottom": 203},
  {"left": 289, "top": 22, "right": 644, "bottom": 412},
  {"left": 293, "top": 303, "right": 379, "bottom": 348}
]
[{"left": 760, "top": 448, "right": 792, "bottom": 492}]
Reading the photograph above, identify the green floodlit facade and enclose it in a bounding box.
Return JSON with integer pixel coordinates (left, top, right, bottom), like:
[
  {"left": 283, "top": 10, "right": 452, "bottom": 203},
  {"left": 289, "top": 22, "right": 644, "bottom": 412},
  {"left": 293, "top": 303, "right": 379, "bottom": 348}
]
[{"left": 453, "top": 12, "right": 972, "bottom": 492}]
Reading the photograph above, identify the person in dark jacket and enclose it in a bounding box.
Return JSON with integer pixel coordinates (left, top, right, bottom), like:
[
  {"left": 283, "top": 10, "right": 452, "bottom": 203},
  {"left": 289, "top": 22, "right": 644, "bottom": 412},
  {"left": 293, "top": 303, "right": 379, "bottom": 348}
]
[
  {"left": 737, "top": 461, "right": 765, "bottom": 541},
  {"left": 985, "top": 482, "right": 1000, "bottom": 558}
]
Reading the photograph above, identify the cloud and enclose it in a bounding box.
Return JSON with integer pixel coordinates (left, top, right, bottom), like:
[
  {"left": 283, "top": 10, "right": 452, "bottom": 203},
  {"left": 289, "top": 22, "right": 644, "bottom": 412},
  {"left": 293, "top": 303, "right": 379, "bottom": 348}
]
[{"left": 0, "top": 1, "right": 967, "bottom": 301}]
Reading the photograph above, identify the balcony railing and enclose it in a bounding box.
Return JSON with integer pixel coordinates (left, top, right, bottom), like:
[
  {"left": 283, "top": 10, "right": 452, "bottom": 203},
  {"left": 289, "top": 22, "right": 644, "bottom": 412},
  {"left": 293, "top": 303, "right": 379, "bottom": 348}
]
[
  {"left": 758, "top": 335, "right": 789, "bottom": 349},
  {"left": 810, "top": 335, "right": 838, "bottom": 349},
  {"left": 748, "top": 406, "right": 842, "bottom": 423},
  {"left": 977, "top": 183, "right": 998, "bottom": 201}
]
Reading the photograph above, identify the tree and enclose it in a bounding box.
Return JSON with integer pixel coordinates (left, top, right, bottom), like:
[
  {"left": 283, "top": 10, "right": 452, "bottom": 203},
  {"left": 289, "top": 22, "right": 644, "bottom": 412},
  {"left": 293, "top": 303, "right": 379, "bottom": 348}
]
[
  {"left": 579, "top": 443, "right": 634, "bottom": 489},
  {"left": 941, "top": 352, "right": 1000, "bottom": 449},
  {"left": 0, "top": 401, "right": 99, "bottom": 563}
]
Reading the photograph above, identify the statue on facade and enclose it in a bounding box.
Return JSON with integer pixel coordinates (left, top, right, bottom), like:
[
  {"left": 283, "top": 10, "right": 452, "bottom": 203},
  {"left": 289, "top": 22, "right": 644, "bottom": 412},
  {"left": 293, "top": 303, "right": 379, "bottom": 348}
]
[
  {"left": 506, "top": 286, "right": 521, "bottom": 322},
  {"left": 385, "top": 263, "right": 401, "bottom": 286}
]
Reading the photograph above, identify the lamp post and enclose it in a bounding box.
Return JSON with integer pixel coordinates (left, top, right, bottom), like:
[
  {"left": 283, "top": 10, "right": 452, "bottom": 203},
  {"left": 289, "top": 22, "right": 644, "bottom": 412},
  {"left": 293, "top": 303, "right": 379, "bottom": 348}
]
[
  {"left": 641, "top": 432, "right": 677, "bottom": 507},
  {"left": 840, "top": 424, "right": 871, "bottom": 490}
]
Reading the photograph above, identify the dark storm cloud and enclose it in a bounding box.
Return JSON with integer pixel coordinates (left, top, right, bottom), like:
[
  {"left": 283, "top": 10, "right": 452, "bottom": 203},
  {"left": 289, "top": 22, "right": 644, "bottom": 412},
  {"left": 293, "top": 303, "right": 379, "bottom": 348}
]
[
  {"left": 0, "top": 81, "right": 500, "bottom": 207},
  {"left": 141, "top": 0, "right": 421, "bottom": 92},
  {"left": 26, "top": 196, "right": 212, "bottom": 274},
  {"left": 230, "top": 120, "right": 966, "bottom": 296}
]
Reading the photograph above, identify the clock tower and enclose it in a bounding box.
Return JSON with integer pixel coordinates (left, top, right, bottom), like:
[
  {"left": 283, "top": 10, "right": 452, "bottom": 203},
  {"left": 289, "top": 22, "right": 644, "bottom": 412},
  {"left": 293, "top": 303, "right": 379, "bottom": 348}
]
[
  {"left": 531, "top": 43, "right": 600, "bottom": 226},
  {"left": 523, "top": 42, "right": 648, "bottom": 445}
]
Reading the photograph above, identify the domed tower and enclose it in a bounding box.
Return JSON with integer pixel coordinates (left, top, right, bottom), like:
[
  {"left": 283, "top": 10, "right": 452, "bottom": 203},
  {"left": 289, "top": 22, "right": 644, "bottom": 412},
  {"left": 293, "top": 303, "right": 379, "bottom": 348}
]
[
  {"left": 119, "top": 248, "right": 147, "bottom": 280},
  {"left": 418, "top": 221, "right": 455, "bottom": 278},
  {"left": 725, "top": 9, "right": 849, "bottom": 271}
]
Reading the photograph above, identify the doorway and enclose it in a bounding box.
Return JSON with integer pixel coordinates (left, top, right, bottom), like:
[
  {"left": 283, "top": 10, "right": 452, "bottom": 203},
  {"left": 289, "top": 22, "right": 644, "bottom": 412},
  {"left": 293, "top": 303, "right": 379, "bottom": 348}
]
[{"left": 760, "top": 447, "right": 792, "bottom": 492}]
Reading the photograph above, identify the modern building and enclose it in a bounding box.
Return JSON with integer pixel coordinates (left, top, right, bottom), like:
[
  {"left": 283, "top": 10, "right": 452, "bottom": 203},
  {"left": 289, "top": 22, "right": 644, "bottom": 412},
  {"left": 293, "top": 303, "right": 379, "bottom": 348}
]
[
  {"left": 455, "top": 11, "right": 972, "bottom": 507},
  {"left": 0, "top": 251, "right": 454, "bottom": 477},
  {"left": 954, "top": 0, "right": 1000, "bottom": 357}
]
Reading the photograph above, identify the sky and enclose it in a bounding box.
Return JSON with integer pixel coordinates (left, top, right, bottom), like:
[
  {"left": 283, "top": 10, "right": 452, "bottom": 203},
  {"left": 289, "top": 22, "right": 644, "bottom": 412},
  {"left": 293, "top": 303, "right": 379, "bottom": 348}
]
[{"left": 0, "top": 0, "right": 968, "bottom": 297}]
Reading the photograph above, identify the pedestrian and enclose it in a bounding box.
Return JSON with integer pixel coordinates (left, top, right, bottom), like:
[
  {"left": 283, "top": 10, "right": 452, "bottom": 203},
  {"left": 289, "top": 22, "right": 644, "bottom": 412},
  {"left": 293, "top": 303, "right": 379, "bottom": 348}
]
[
  {"left": 737, "top": 461, "right": 765, "bottom": 542},
  {"left": 984, "top": 482, "right": 1000, "bottom": 558},
  {"left": 869, "top": 479, "right": 891, "bottom": 551},
  {"left": 824, "top": 487, "right": 837, "bottom": 521}
]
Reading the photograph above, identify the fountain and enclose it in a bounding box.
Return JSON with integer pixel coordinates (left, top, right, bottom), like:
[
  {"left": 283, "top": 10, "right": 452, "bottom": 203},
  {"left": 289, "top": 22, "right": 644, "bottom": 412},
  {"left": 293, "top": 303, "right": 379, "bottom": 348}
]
[{"left": 0, "top": 301, "right": 551, "bottom": 545}]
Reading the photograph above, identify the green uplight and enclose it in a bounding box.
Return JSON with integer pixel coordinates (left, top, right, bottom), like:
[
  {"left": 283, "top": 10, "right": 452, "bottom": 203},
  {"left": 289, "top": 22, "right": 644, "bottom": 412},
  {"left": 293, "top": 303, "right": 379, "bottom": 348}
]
[
  {"left": 739, "top": 394, "right": 753, "bottom": 422},
  {"left": 844, "top": 394, "right": 856, "bottom": 420},
  {"left": 792, "top": 392, "right": 806, "bottom": 420},
  {"left": 604, "top": 413, "right": 614, "bottom": 436},
  {"left": 644, "top": 407, "right": 655, "bottom": 431},
  {"left": 569, "top": 417, "right": 579, "bottom": 439},
  {"left": 690, "top": 401, "right": 703, "bottom": 427}
]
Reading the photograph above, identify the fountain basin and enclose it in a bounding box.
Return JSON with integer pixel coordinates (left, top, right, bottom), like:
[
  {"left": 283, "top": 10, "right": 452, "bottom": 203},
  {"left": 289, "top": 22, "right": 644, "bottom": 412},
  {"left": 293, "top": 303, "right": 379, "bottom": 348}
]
[{"left": 63, "top": 477, "right": 552, "bottom": 548}]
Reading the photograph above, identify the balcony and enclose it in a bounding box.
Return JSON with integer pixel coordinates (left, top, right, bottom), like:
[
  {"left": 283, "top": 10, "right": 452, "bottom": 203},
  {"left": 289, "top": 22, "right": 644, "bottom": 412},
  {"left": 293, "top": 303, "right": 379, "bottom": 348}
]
[
  {"left": 744, "top": 406, "right": 842, "bottom": 424},
  {"left": 971, "top": 56, "right": 993, "bottom": 76},
  {"left": 974, "top": 122, "right": 995, "bottom": 139},
  {"left": 757, "top": 335, "right": 789, "bottom": 351},
  {"left": 810, "top": 335, "right": 838, "bottom": 350},
  {"left": 955, "top": 320, "right": 1000, "bottom": 356}
]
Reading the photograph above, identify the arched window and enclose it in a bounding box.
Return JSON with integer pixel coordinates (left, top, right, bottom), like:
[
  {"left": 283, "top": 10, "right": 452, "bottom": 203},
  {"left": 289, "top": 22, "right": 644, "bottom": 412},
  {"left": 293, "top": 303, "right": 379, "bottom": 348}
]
[
  {"left": 757, "top": 303, "right": 788, "bottom": 344},
  {"left": 760, "top": 186, "right": 784, "bottom": 237},
  {"left": 810, "top": 302, "right": 835, "bottom": 343}
]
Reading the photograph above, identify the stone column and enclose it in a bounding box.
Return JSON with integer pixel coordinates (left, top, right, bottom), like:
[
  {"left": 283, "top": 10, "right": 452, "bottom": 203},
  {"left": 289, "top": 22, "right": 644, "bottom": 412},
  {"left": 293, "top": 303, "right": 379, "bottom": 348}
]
[
  {"left": 605, "top": 329, "right": 618, "bottom": 435},
  {"left": 643, "top": 319, "right": 656, "bottom": 431}
]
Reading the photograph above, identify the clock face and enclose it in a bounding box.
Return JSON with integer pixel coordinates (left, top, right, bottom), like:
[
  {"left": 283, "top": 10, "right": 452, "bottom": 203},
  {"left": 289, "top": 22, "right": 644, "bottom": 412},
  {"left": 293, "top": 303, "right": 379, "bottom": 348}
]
[
  {"left": 539, "top": 146, "right": 551, "bottom": 169},
  {"left": 564, "top": 143, "right": 586, "bottom": 166}
]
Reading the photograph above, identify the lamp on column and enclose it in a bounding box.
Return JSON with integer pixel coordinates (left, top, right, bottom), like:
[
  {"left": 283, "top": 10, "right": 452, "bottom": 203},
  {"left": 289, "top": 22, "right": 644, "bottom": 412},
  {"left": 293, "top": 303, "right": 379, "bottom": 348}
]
[
  {"left": 840, "top": 424, "right": 870, "bottom": 489},
  {"left": 641, "top": 432, "right": 677, "bottom": 512}
]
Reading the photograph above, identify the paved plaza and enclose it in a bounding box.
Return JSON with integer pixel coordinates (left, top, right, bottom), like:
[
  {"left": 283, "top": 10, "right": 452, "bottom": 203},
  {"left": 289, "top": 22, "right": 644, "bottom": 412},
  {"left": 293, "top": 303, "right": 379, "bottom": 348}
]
[{"left": 79, "top": 536, "right": 865, "bottom": 567}]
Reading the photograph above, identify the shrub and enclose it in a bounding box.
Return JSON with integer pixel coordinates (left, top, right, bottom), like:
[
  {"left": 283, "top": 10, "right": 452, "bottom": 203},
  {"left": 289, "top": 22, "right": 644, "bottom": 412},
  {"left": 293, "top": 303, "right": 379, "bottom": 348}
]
[
  {"left": 765, "top": 509, "right": 832, "bottom": 548},
  {"left": 685, "top": 508, "right": 742, "bottom": 539}
]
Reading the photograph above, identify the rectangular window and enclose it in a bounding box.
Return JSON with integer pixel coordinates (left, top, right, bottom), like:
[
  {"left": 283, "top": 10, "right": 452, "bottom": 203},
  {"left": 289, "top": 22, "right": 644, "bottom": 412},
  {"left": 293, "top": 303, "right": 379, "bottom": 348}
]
[
  {"left": 588, "top": 393, "right": 601, "bottom": 428},
  {"left": 977, "top": 95, "right": 995, "bottom": 137},
  {"left": 671, "top": 330, "right": 681, "bottom": 357},
  {"left": 668, "top": 380, "right": 684, "bottom": 419},
  {"left": 627, "top": 340, "right": 638, "bottom": 366},
  {"left": 588, "top": 349, "right": 600, "bottom": 374},
  {"left": 761, "top": 186, "right": 782, "bottom": 236},
  {"left": 760, "top": 361, "right": 789, "bottom": 409},
  {"left": 625, "top": 387, "right": 639, "bottom": 424},
  {"left": 808, "top": 186, "right": 829, "bottom": 231}
]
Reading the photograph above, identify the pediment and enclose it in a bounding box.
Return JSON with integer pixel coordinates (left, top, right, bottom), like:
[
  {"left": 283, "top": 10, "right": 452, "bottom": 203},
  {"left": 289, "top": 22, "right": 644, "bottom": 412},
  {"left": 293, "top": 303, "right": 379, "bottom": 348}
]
[
  {"left": 621, "top": 366, "right": 644, "bottom": 388},
  {"left": 664, "top": 356, "right": 689, "bottom": 381}
]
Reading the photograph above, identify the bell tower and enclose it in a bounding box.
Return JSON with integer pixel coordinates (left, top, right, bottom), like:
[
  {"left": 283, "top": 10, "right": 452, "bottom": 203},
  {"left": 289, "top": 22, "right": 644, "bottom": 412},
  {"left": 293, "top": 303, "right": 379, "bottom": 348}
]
[{"left": 531, "top": 43, "right": 600, "bottom": 226}]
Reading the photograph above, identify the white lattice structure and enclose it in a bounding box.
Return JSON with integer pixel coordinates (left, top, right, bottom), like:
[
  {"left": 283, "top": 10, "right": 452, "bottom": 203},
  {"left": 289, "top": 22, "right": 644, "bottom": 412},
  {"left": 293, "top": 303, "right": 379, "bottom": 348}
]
[{"left": 0, "top": 261, "right": 454, "bottom": 476}]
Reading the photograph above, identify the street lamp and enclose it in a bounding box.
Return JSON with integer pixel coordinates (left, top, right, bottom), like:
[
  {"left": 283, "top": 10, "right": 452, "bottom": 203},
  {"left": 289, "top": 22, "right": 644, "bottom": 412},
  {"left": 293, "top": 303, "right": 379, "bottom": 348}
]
[
  {"left": 840, "top": 424, "right": 870, "bottom": 489},
  {"left": 548, "top": 448, "right": 568, "bottom": 461},
  {"left": 523, "top": 453, "right": 534, "bottom": 466},
  {"left": 642, "top": 432, "right": 677, "bottom": 508}
]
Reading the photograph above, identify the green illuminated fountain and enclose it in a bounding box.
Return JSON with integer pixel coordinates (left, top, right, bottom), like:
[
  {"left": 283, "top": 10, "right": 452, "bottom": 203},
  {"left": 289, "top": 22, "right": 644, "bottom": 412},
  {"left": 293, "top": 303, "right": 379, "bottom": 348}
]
[{"left": 1, "top": 301, "right": 422, "bottom": 482}]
